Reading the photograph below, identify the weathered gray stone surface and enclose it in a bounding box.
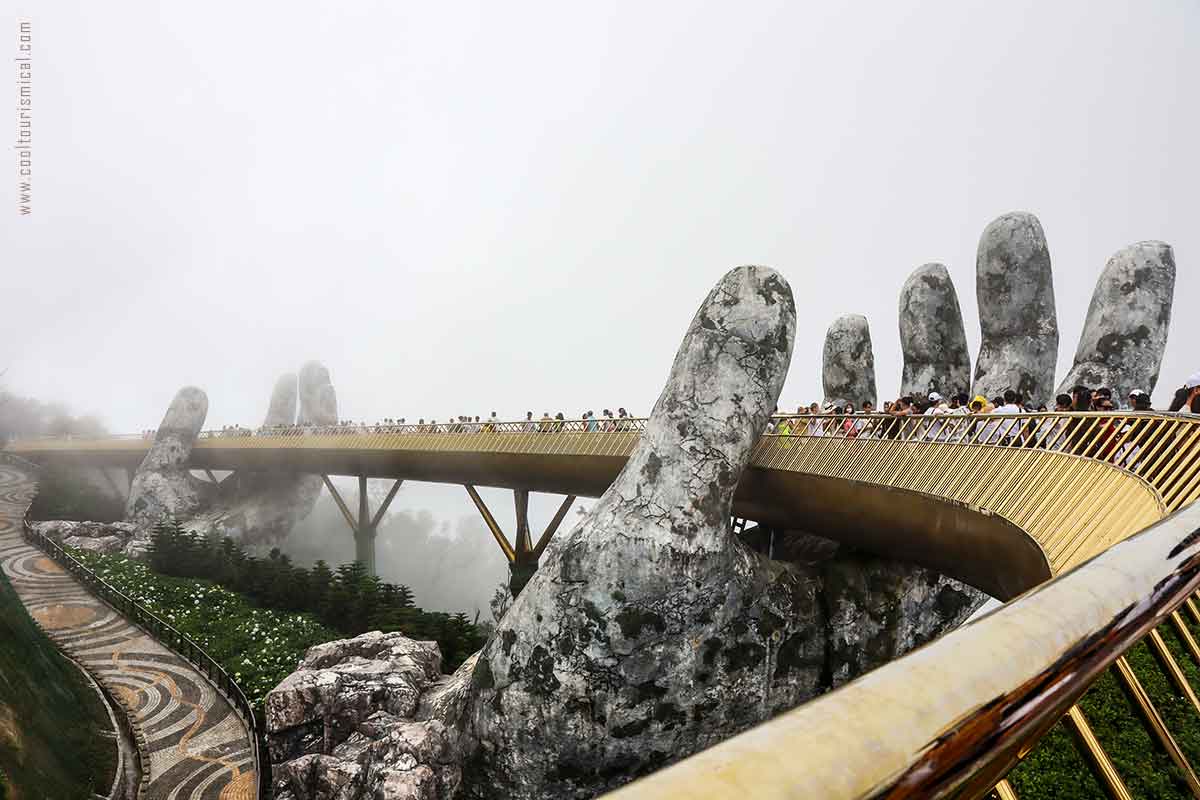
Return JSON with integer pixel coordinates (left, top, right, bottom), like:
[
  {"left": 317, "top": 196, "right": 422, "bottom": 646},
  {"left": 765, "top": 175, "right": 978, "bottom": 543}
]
[
  {"left": 267, "top": 632, "right": 460, "bottom": 800},
  {"left": 899, "top": 263, "right": 971, "bottom": 398},
  {"left": 822, "top": 314, "right": 877, "bottom": 407},
  {"left": 1056, "top": 241, "right": 1176, "bottom": 400},
  {"left": 263, "top": 266, "right": 988, "bottom": 800},
  {"left": 300, "top": 362, "right": 339, "bottom": 425},
  {"left": 266, "top": 373, "right": 300, "bottom": 427},
  {"left": 193, "top": 366, "right": 334, "bottom": 545},
  {"left": 973, "top": 212, "right": 1059, "bottom": 404},
  {"left": 125, "top": 386, "right": 210, "bottom": 526},
  {"left": 34, "top": 519, "right": 142, "bottom": 555}
]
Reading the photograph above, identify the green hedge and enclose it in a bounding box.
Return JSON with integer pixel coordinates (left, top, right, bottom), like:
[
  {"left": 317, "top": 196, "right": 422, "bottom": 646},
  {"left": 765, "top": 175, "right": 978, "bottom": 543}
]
[
  {"left": 145, "top": 521, "right": 486, "bottom": 670},
  {"left": 1007, "top": 620, "right": 1200, "bottom": 799},
  {"left": 72, "top": 528, "right": 489, "bottom": 709},
  {"left": 70, "top": 551, "right": 336, "bottom": 709}
]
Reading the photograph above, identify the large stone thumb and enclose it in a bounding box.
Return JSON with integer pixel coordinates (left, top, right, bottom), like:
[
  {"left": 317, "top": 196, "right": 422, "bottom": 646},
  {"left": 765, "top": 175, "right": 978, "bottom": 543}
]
[
  {"left": 899, "top": 263, "right": 971, "bottom": 398},
  {"left": 1056, "top": 241, "right": 1175, "bottom": 401},
  {"left": 973, "top": 211, "right": 1059, "bottom": 404},
  {"left": 126, "top": 386, "right": 208, "bottom": 523},
  {"left": 298, "top": 361, "right": 338, "bottom": 425},
  {"left": 822, "top": 314, "right": 876, "bottom": 407},
  {"left": 581, "top": 265, "right": 795, "bottom": 555}
]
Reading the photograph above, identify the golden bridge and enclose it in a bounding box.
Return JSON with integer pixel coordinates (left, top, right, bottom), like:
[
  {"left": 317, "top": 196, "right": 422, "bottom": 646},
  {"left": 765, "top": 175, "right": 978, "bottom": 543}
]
[{"left": 10, "top": 410, "right": 1200, "bottom": 799}]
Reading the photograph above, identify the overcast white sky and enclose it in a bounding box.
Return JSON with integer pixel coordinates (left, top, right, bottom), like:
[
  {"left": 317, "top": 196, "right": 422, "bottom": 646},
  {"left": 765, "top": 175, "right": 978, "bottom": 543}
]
[{"left": 4, "top": 1, "right": 1198, "bottom": 431}]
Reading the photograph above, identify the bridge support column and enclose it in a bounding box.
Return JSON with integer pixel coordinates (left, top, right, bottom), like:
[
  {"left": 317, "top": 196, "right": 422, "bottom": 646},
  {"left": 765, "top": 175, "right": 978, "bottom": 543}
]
[
  {"left": 321, "top": 475, "right": 403, "bottom": 577},
  {"left": 464, "top": 485, "right": 575, "bottom": 597},
  {"left": 100, "top": 467, "right": 124, "bottom": 500}
]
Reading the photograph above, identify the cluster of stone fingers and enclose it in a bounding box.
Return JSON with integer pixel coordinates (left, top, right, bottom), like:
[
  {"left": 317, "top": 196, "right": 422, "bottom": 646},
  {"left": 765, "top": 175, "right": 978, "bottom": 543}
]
[
  {"left": 126, "top": 361, "right": 338, "bottom": 545},
  {"left": 822, "top": 210, "right": 1175, "bottom": 407}
]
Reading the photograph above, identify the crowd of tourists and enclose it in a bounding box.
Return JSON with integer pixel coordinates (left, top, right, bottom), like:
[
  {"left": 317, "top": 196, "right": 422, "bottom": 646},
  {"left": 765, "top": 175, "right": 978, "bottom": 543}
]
[
  {"left": 764, "top": 373, "right": 1200, "bottom": 462},
  {"left": 200, "top": 407, "right": 642, "bottom": 438},
  {"left": 151, "top": 373, "right": 1200, "bottom": 449}
]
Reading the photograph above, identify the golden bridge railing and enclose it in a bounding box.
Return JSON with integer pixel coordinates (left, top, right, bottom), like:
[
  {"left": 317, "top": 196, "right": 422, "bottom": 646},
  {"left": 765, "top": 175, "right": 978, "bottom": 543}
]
[{"left": 12, "top": 412, "right": 1200, "bottom": 797}]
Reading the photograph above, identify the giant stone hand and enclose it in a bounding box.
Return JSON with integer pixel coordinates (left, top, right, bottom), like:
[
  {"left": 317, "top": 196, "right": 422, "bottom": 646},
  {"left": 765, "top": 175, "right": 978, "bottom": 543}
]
[
  {"left": 190, "top": 361, "right": 337, "bottom": 545},
  {"left": 127, "top": 362, "right": 338, "bottom": 547}
]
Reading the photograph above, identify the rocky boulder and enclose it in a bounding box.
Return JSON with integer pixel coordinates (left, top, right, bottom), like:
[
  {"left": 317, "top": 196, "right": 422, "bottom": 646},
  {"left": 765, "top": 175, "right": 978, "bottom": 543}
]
[
  {"left": 899, "top": 263, "right": 971, "bottom": 398},
  {"left": 973, "top": 211, "right": 1059, "bottom": 405},
  {"left": 268, "top": 632, "right": 443, "bottom": 764},
  {"left": 822, "top": 313, "right": 877, "bottom": 407},
  {"left": 33, "top": 519, "right": 142, "bottom": 556},
  {"left": 1057, "top": 241, "right": 1176, "bottom": 400}
]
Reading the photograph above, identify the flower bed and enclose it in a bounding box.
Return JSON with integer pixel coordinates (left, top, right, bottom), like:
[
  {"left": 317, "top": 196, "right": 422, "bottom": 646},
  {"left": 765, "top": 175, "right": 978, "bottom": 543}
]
[{"left": 70, "top": 550, "right": 335, "bottom": 709}]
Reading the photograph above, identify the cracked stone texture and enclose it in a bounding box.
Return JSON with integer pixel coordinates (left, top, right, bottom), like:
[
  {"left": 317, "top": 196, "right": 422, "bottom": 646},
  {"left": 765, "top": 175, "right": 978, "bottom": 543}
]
[
  {"left": 466, "top": 266, "right": 799, "bottom": 797},
  {"left": 973, "top": 211, "right": 1059, "bottom": 405},
  {"left": 822, "top": 314, "right": 877, "bottom": 407},
  {"left": 125, "top": 386, "right": 211, "bottom": 526},
  {"left": 191, "top": 365, "right": 336, "bottom": 545},
  {"left": 267, "top": 632, "right": 459, "bottom": 800},
  {"left": 263, "top": 266, "right": 987, "bottom": 800},
  {"left": 1056, "top": 241, "right": 1175, "bottom": 401},
  {"left": 33, "top": 519, "right": 143, "bottom": 555},
  {"left": 899, "top": 263, "right": 971, "bottom": 398}
]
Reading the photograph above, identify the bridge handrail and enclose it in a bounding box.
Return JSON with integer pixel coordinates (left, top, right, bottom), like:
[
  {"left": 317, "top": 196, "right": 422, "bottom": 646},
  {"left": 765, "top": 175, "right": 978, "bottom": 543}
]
[
  {"left": 11, "top": 411, "right": 1200, "bottom": 512},
  {"left": 15, "top": 506, "right": 270, "bottom": 797}
]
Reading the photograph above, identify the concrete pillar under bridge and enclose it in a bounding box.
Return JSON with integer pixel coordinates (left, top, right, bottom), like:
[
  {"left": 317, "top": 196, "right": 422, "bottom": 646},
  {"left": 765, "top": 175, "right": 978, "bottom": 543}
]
[{"left": 320, "top": 475, "right": 403, "bottom": 577}]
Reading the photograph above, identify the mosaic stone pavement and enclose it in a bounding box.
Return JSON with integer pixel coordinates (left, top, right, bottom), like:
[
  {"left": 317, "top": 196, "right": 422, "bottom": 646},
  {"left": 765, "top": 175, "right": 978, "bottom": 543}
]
[{"left": 0, "top": 463, "right": 256, "bottom": 799}]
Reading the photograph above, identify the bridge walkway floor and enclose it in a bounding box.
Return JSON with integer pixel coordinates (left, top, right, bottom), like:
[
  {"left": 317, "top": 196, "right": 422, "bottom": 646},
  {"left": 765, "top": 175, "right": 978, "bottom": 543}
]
[{"left": 0, "top": 463, "right": 255, "bottom": 800}]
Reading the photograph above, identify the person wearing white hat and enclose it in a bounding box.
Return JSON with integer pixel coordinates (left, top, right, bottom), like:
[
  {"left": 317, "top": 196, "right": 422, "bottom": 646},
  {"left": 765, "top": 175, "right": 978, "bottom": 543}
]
[
  {"left": 923, "top": 391, "right": 949, "bottom": 441},
  {"left": 1128, "top": 389, "right": 1152, "bottom": 412},
  {"left": 1183, "top": 374, "right": 1200, "bottom": 414}
]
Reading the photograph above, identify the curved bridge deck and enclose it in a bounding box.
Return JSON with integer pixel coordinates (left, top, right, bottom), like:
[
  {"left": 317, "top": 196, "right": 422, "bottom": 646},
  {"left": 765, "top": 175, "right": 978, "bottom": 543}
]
[
  {"left": 0, "top": 463, "right": 255, "bottom": 800},
  {"left": 13, "top": 411, "right": 1192, "bottom": 599}
]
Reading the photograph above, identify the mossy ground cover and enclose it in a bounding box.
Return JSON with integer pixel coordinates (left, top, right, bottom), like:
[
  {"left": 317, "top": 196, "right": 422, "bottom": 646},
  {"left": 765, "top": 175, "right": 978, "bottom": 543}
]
[
  {"left": 0, "top": 564, "right": 115, "bottom": 799},
  {"left": 1008, "top": 620, "right": 1200, "bottom": 799}
]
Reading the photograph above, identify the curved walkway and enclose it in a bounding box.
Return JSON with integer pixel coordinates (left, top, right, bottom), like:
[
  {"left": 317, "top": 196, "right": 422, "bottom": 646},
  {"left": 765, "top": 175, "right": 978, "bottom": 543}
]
[{"left": 0, "top": 463, "right": 255, "bottom": 800}]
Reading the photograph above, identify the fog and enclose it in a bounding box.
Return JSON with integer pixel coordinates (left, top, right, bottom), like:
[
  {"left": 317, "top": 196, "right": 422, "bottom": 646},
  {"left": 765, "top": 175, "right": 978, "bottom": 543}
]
[
  {"left": 3, "top": 2, "right": 1198, "bottom": 611},
  {"left": 279, "top": 479, "right": 589, "bottom": 618}
]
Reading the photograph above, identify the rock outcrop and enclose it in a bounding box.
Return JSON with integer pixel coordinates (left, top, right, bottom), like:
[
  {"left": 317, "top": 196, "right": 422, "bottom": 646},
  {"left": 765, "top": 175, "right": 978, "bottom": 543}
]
[
  {"left": 822, "top": 314, "right": 877, "bottom": 407},
  {"left": 33, "top": 519, "right": 142, "bottom": 556},
  {"left": 899, "top": 263, "right": 971, "bottom": 398},
  {"left": 1056, "top": 241, "right": 1176, "bottom": 400},
  {"left": 125, "top": 387, "right": 210, "bottom": 526},
  {"left": 973, "top": 212, "right": 1059, "bottom": 404},
  {"left": 268, "top": 632, "right": 467, "bottom": 800}
]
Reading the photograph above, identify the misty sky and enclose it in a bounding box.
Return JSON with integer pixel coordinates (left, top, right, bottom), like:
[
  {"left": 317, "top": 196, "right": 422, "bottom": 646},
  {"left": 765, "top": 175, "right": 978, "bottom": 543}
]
[{"left": 5, "top": 2, "right": 1198, "bottom": 428}]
